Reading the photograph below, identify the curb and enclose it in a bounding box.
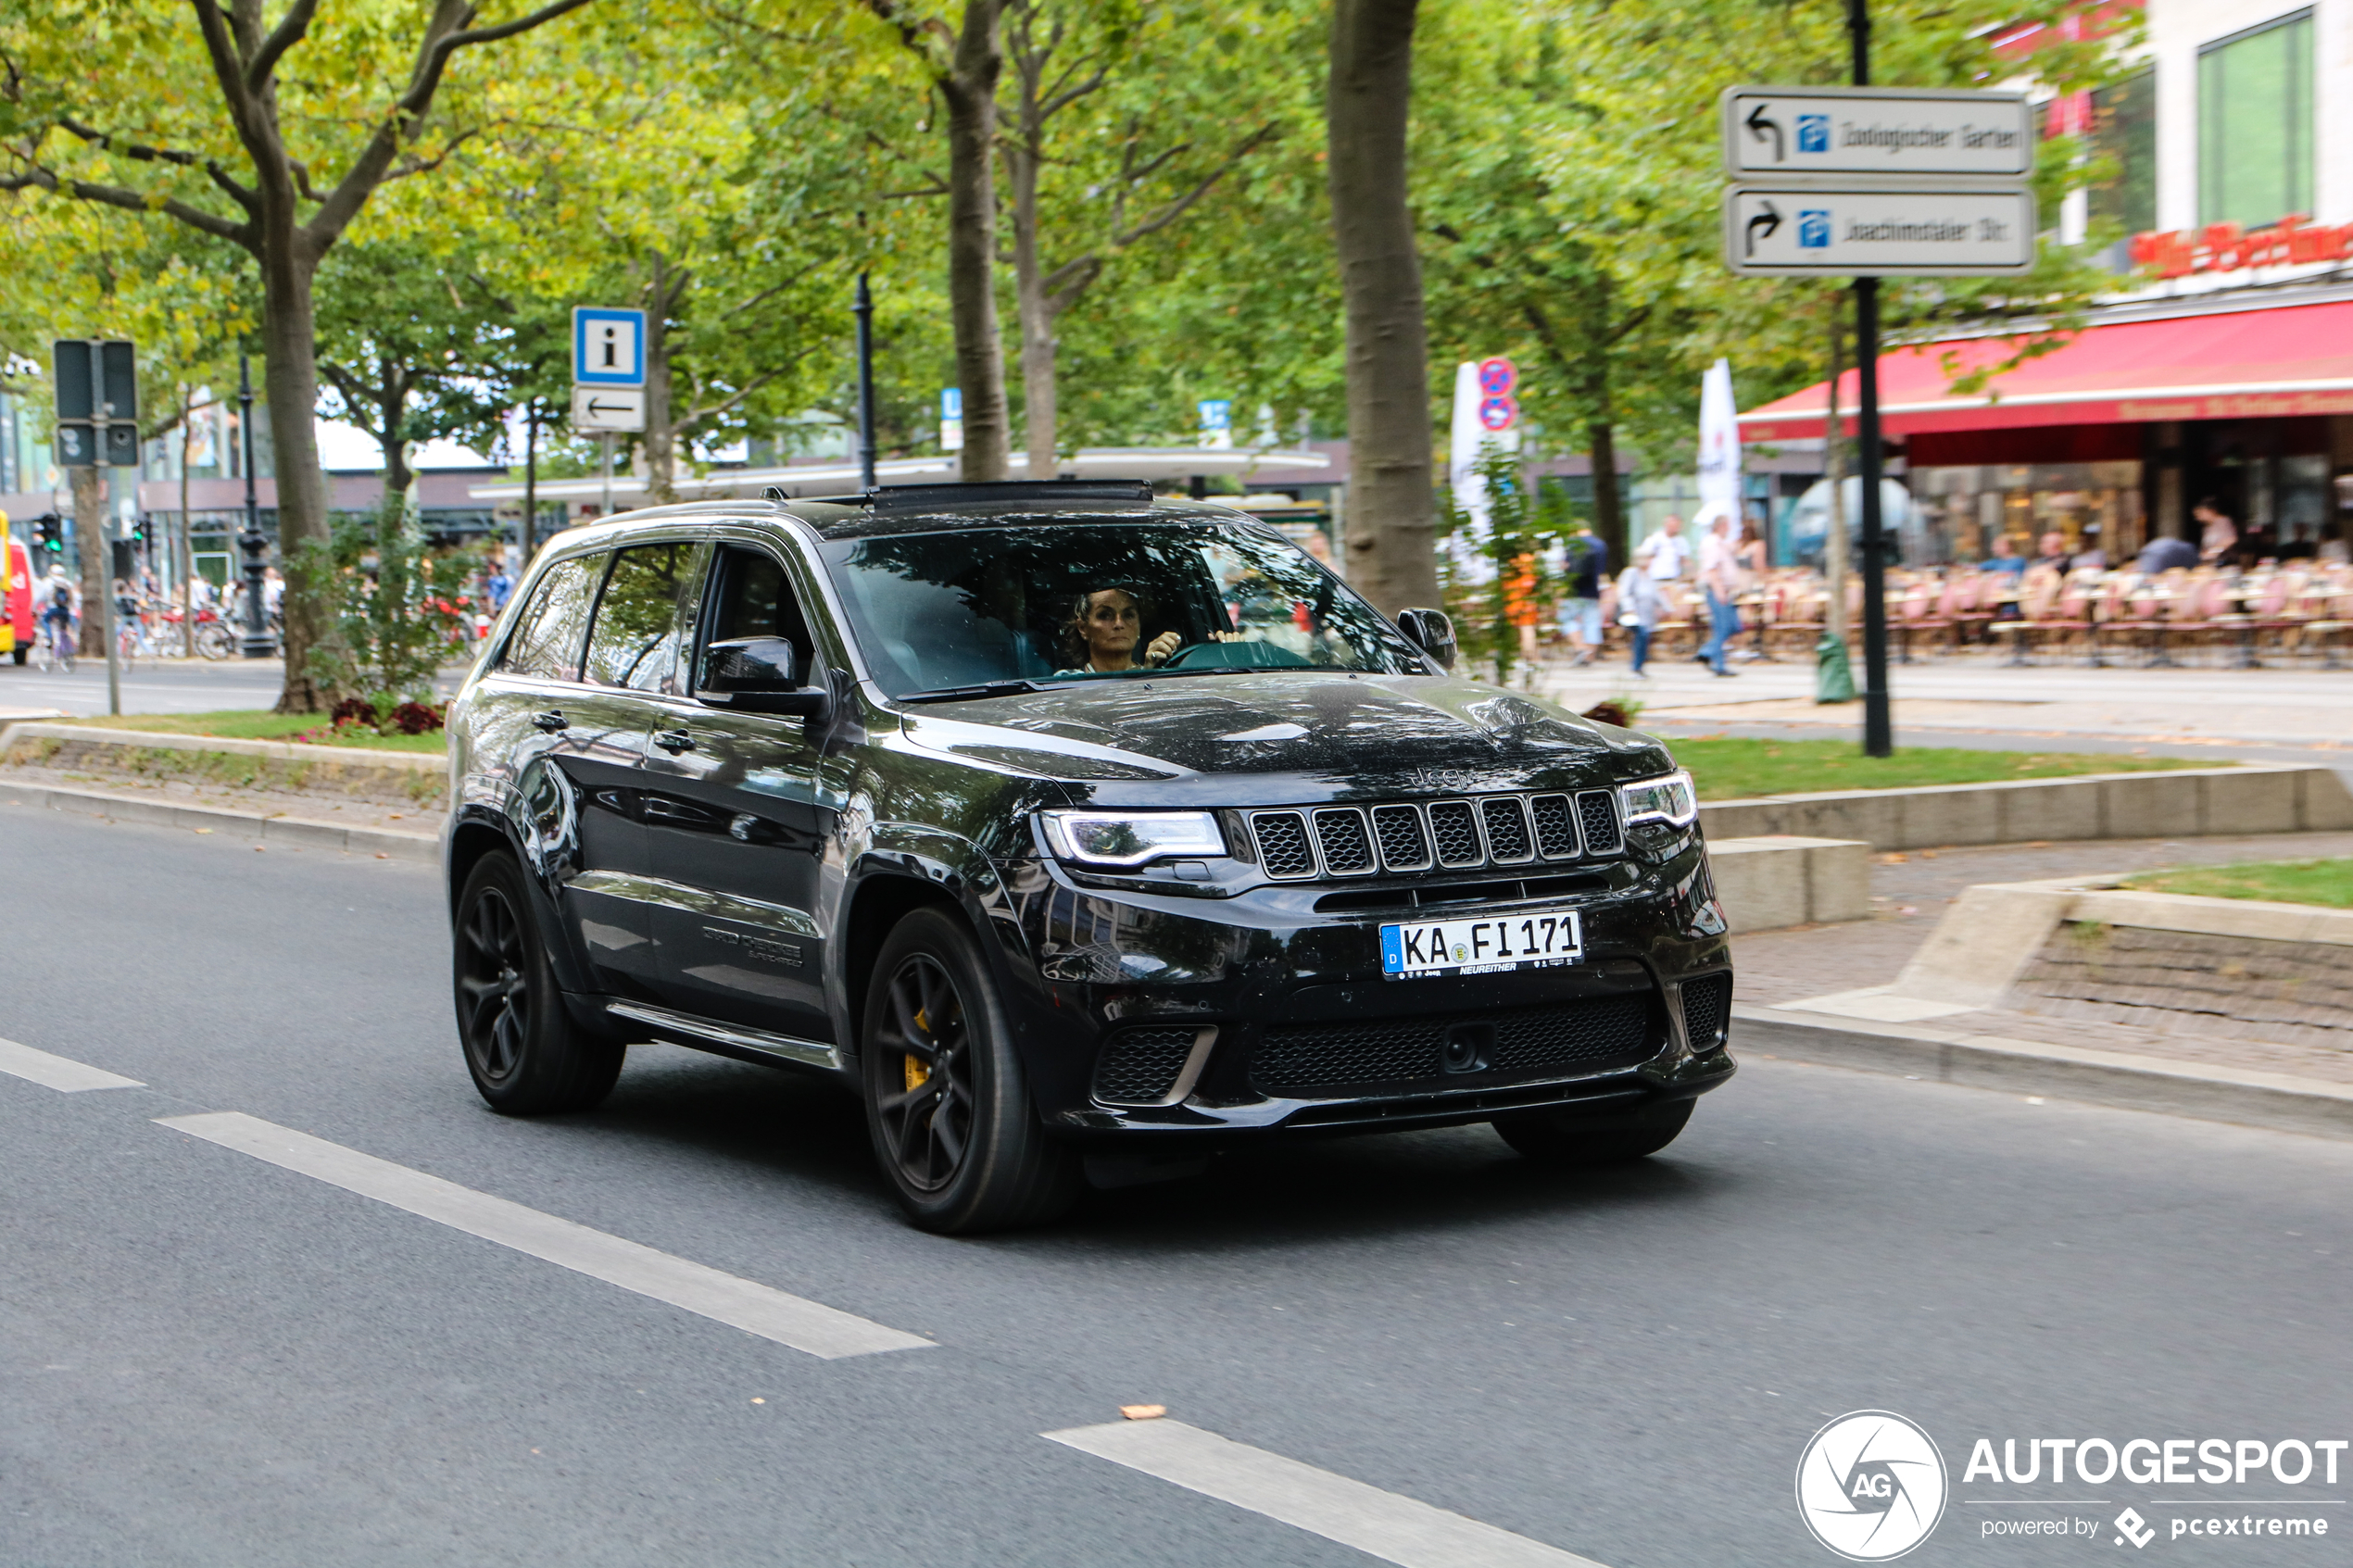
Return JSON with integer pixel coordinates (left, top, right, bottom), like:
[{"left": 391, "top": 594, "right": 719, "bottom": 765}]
[
  {"left": 1732, "top": 1002, "right": 2353, "bottom": 1141},
  {"left": 1, "top": 779, "right": 441, "bottom": 863}
]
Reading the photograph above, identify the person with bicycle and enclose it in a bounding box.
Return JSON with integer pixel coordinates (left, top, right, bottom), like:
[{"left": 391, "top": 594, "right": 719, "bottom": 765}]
[{"left": 37, "top": 564, "right": 78, "bottom": 666}]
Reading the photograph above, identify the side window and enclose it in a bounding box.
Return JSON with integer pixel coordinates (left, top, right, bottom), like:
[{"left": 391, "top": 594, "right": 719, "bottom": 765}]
[
  {"left": 583, "top": 542, "right": 696, "bottom": 692},
  {"left": 497, "top": 556, "right": 600, "bottom": 682},
  {"left": 697, "top": 547, "right": 813, "bottom": 688}
]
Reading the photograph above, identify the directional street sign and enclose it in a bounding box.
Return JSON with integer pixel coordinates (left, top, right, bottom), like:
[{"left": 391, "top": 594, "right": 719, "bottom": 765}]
[
  {"left": 573, "top": 307, "right": 647, "bottom": 388},
  {"left": 1723, "top": 185, "right": 2036, "bottom": 276},
  {"left": 1721, "top": 86, "right": 2032, "bottom": 181},
  {"left": 572, "top": 384, "right": 647, "bottom": 433}
]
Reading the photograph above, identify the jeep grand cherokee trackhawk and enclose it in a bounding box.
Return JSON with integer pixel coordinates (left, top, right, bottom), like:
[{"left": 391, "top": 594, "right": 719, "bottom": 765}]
[{"left": 443, "top": 480, "right": 1734, "bottom": 1232}]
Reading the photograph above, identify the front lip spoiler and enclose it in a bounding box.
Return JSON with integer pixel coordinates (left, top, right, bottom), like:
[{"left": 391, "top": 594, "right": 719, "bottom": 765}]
[{"left": 1050, "top": 1048, "right": 1735, "bottom": 1138}]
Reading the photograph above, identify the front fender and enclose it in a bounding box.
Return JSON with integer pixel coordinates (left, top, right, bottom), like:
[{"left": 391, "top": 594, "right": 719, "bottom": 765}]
[{"left": 447, "top": 765, "right": 602, "bottom": 1001}]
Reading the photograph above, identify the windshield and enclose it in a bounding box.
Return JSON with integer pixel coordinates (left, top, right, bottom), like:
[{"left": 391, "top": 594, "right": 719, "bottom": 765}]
[{"left": 815, "top": 521, "right": 1425, "bottom": 698}]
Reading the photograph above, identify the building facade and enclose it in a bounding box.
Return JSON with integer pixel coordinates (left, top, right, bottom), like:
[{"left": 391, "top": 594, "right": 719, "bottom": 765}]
[{"left": 1742, "top": 0, "right": 2353, "bottom": 565}]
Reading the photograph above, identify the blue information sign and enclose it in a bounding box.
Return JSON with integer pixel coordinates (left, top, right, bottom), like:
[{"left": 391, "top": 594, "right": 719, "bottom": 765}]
[{"left": 573, "top": 307, "right": 647, "bottom": 388}]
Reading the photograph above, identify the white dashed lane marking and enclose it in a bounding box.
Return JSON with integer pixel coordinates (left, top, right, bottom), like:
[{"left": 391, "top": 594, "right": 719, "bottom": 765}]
[
  {"left": 0, "top": 1036, "right": 145, "bottom": 1092},
  {"left": 156, "top": 1111, "right": 932, "bottom": 1360},
  {"left": 1045, "top": 1419, "right": 1614, "bottom": 1568}
]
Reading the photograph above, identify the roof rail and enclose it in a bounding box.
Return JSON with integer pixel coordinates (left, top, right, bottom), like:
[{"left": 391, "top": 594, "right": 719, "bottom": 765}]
[{"left": 762, "top": 478, "right": 1155, "bottom": 511}]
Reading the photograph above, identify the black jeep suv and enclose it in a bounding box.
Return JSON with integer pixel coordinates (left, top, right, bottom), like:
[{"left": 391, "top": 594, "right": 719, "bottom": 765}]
[{"left": 444, "top": 481, "right": 1733, "bottom": 1231}]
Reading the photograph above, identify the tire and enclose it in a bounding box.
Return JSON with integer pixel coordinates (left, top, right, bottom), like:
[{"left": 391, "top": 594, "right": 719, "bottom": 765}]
[
  {"left": 452, "top": 851, "right": 623, "bottom": 1114},
  {"left": 196, "top": 624, "right": 233, "bottom": 661},
  {"left": 1491, "top": 1098, "right": 1693, "bottom": 1167},
  {"left": 860, "top": 906, "right": 1082, "bottom": 1234}
]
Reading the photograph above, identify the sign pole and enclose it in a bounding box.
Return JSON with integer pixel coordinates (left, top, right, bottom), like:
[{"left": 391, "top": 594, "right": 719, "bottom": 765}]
[
  {"left": 100, "top": 471, "right": 120, "bottom": 714},
  {"left": 1848, "top": 0, "right": 1894, "bottom": 758},
  {"left": 600, "top": 432, "right": 613, "bottom": 518}
]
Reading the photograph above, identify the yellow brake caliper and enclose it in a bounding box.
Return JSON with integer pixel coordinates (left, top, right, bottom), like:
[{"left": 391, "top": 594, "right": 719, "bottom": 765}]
[{"left": 905, "top": 1008, "right": 931, "bottom": 1091}]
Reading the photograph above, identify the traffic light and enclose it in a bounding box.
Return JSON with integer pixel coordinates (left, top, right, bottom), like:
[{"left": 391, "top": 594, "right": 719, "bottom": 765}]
[
  {"left": 130, "top": 514, "right": 151, "bottom": 546},
  {"left": 52, "top": 339, "right": 138, "bottom": 468},
  {"left": 31, "top": 512, "right": 61, "bottom": 558}
]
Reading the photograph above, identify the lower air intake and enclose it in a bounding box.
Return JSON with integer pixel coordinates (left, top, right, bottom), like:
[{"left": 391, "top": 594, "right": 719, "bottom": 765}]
[
  {"left": 1092, "top": 1027, "right": 1203, "bottom": 1106},
  {"left": 1252, "top": 993, "right": 1657, "bottom": 1096},
  {"left": 1679, "top": 972, "right": 1732, "bottom": 1054}
]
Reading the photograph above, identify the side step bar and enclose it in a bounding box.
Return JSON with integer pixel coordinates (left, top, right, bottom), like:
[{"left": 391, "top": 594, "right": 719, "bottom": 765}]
[{"left": 604, "top": 1000, "right": 844, "bottom": 1073}]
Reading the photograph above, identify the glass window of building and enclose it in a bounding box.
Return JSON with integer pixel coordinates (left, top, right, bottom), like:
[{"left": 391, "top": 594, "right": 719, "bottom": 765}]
[
  {"left": 2197, "top": 10, "right": 2312, "bottom": 229},
  {"left": 2090, "top": 69, "right": 2157, "bottom": 237}
]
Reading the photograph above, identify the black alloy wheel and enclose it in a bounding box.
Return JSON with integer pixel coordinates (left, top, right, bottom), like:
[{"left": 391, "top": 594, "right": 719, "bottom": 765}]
[
  {"left": 861, "top": 907, "right": 1081, "bottom": 1234},
  {"left": 1491, "top": 1097, "right": 1693, "bottom": 1166},
  {"left": 872, "top": 952, "right": 976, "bottom": 1192},
  {"left": 453, "top": 851, "right": 624, "bottom": 1114}
]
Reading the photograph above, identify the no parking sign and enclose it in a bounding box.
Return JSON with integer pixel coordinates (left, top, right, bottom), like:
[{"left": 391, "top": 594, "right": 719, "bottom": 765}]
[{"left": 1475, "top": 357, "right": 1519, "bottom": 431}]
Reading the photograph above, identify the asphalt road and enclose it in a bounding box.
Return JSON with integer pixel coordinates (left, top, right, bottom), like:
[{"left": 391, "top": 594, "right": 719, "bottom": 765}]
[
  {"left": 0, "top": 657, "right": 294, "bottom": 718},
  {"left": 5, "top": 806, "right": 2348, "bottom": 1567}
]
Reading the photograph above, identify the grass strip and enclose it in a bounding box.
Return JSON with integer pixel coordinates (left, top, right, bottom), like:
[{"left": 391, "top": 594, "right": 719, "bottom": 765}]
[
  {"left": 1669, "top": 736, "right": 2201, "bottom": 801},
  {"left": 2122, "top": 859, "right": 2353, "bottom": 909},
  {"left": 50, "top": 710, "right": 447, "bottom": 754}
]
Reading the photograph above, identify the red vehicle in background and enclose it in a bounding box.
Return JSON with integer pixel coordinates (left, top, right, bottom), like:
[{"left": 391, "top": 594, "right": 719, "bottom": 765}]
[{"left": 3, "top": 528, "right": 31, "bottom": 664}]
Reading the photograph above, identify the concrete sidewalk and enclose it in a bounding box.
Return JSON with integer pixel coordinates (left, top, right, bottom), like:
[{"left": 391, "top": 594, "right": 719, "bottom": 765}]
[{"left": 1729, "top": 829, "right": 2353, "bottom": 1134}]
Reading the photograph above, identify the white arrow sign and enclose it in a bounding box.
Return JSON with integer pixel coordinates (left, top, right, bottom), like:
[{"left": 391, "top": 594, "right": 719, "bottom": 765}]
[
  {"left": 1722, "top": 185, "right": 2035, "bottom": 276},
  {"left": 1721, "top": 86, "right": 2032, "bottom": 180},
  {"left": 572, "top": 384, "right": 647, "bottom": 433}
]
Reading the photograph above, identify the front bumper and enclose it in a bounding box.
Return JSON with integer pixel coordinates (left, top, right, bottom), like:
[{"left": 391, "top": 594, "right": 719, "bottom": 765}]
[{"left": 994, "top": 826, "right": 1735, "bottom": 1141}]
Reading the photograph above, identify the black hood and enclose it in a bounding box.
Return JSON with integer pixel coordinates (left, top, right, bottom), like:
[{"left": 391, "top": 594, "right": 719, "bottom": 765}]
[{"left": 898, "top": 671, "right": 1667, "bottom": 802}]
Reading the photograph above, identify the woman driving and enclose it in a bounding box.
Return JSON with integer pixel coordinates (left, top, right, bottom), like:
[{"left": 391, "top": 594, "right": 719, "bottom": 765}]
[{"left": 1060, "top": 587, "right": 1181, "bottom": 673}]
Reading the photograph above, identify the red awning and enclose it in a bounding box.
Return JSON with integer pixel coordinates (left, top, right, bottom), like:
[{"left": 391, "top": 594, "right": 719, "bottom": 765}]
[{"left": 1738, "top": 297, "right": 2353, "bottom": 441}]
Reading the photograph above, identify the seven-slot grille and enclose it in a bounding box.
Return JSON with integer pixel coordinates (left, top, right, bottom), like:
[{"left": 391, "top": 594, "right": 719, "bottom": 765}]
[{"left": 1249, "top": 790, "right": 1622, "bottom": 882}]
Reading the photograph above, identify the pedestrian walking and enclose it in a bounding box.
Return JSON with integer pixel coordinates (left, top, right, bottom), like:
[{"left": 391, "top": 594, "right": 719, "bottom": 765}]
[
  {"left": 1616, "top": 551, "right": 1665, "bottom": 677},
  {"left": 1554, "top": 524, "right": 1609, "bottom": 666},
  {"left": 1643, "top": 514, "right": 1689, "bottom": 583},
  {"left": 1694, "top": 508, "right": 1741, "bottom": 677}
]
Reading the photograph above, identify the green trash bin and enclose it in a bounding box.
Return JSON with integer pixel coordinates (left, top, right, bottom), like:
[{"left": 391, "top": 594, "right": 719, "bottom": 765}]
[{"left": 1816, "top": 633, "right": 1856, "bottom": 704}]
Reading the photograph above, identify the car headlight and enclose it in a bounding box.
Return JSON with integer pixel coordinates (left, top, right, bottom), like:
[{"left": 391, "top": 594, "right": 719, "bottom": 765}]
[
  {"left": 1619, "top": 770, "right": 1697, "bottom": 828},
  {"left": 1039, "top": 809, "right": 1227, "bottom": 868}
]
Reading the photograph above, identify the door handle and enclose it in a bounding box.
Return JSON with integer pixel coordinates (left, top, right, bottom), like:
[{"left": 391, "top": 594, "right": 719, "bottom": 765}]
[
  {"left": 654, "top": 728, "right": 697, "bottom": 753},
  {"left": 642, "top": 796, "right": 717, "bottom": 826},
  {"left": 532, "top": 709, "right": 570, "bottom": 732}
]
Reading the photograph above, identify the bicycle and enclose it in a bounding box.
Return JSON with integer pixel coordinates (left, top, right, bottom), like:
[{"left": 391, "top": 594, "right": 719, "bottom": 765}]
[{"left": 34, "top": 613, "right": 75, "bottom": 672}]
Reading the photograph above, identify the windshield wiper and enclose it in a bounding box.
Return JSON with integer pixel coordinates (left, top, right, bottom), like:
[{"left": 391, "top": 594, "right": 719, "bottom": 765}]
[{"left": 895, "top": 679, "right": 1051, "bottom": 705}]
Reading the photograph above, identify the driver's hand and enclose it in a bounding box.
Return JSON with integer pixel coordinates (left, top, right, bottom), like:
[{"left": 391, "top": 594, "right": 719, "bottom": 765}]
[{"left": 1145, "top": 631, "right": 1183, "bottom": 664}]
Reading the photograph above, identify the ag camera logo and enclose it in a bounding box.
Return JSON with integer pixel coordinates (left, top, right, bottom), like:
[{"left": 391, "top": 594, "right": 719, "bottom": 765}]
[{"left": 1797, "top": 1411, "right": 1949, "bottom": 1561}]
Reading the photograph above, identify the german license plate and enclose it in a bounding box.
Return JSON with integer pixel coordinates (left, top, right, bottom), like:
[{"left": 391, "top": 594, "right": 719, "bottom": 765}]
[{"left": 1379, "top": 908, "right": 1583, "bottom": 980}]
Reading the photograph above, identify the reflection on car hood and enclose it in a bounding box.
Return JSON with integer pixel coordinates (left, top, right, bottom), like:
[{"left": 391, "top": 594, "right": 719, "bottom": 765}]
[{"left": 899, "top": 671, "right": 1634, "bottom": 786}]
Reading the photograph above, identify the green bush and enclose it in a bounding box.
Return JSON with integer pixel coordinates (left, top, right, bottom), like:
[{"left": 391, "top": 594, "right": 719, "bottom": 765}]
[{"left": 292, "top": 497, "right": 480, "bottom": 709}]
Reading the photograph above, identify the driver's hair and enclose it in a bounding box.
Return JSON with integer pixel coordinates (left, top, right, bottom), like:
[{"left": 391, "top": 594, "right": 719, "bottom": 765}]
[{"left": 1062, "top": 586, "right": 1154, "bottom": 667}]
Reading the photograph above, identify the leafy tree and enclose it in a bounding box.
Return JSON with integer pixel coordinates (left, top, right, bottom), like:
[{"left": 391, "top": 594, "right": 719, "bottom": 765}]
[{"left": 0, "top": 0, "right": 605, "bottom": 709}]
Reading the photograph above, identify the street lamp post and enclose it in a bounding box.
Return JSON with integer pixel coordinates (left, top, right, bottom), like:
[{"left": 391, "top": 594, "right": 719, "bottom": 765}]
[
  {"left": 237, "top": 353, "right": 273, "bottom": 658},
  {"left": 854, "top": 273, "right": 877, "bottom": 493}
]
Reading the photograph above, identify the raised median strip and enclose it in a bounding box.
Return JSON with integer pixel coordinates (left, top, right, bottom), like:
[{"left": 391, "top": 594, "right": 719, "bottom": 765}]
[
  {"left": 1698, "top": 763, "right": 2353, "bottom": 852},
  {"left": 1733, "top": 1003, "right": 2353, "bottom": 1141},
  {"left": 0, "top": 777, "right": 439, "bottom": 861}
]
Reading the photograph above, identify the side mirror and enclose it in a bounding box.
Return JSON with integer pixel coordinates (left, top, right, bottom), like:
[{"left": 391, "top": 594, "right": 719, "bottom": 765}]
[
  {"left": 696, "top": 635, "right": 832, "bottom": 718},
  {"left": 1395, "top": 607, "right": 1457, "bottom": 671}
]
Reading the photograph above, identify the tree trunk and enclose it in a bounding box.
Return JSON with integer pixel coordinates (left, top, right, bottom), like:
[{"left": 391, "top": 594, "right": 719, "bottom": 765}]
[
  {"left": 262, "top": 245, "right": 332, "bottom": 712},
  {"left": 69, "top": 464, "right": 105, "bottom": 656},
  {"left": 943, "top": 0, "right": 1011, "bottom": 483},
  {"left": 1587, "top": 418, "right": 1626, "bottom": 577},
  {"left": 1005, "top": 136, "right": 1059, "bottom": 479},
  {"left": 375, "top": 357, "right": 413, "bottom": 499},
  {"left": 641, "top": 252, "right": 679, "bottom": 502},
  {"left": 1327, "top": 0, "right": 1440, "bottom": 616}
]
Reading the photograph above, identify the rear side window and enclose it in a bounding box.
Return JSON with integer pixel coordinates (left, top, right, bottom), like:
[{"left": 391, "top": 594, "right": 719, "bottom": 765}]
[
  {"left": 584, "top": 543, "right": 697, "bottom": 692},
  {"left": 498, "top": 556, "right": 600, "bottom": 681}
]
